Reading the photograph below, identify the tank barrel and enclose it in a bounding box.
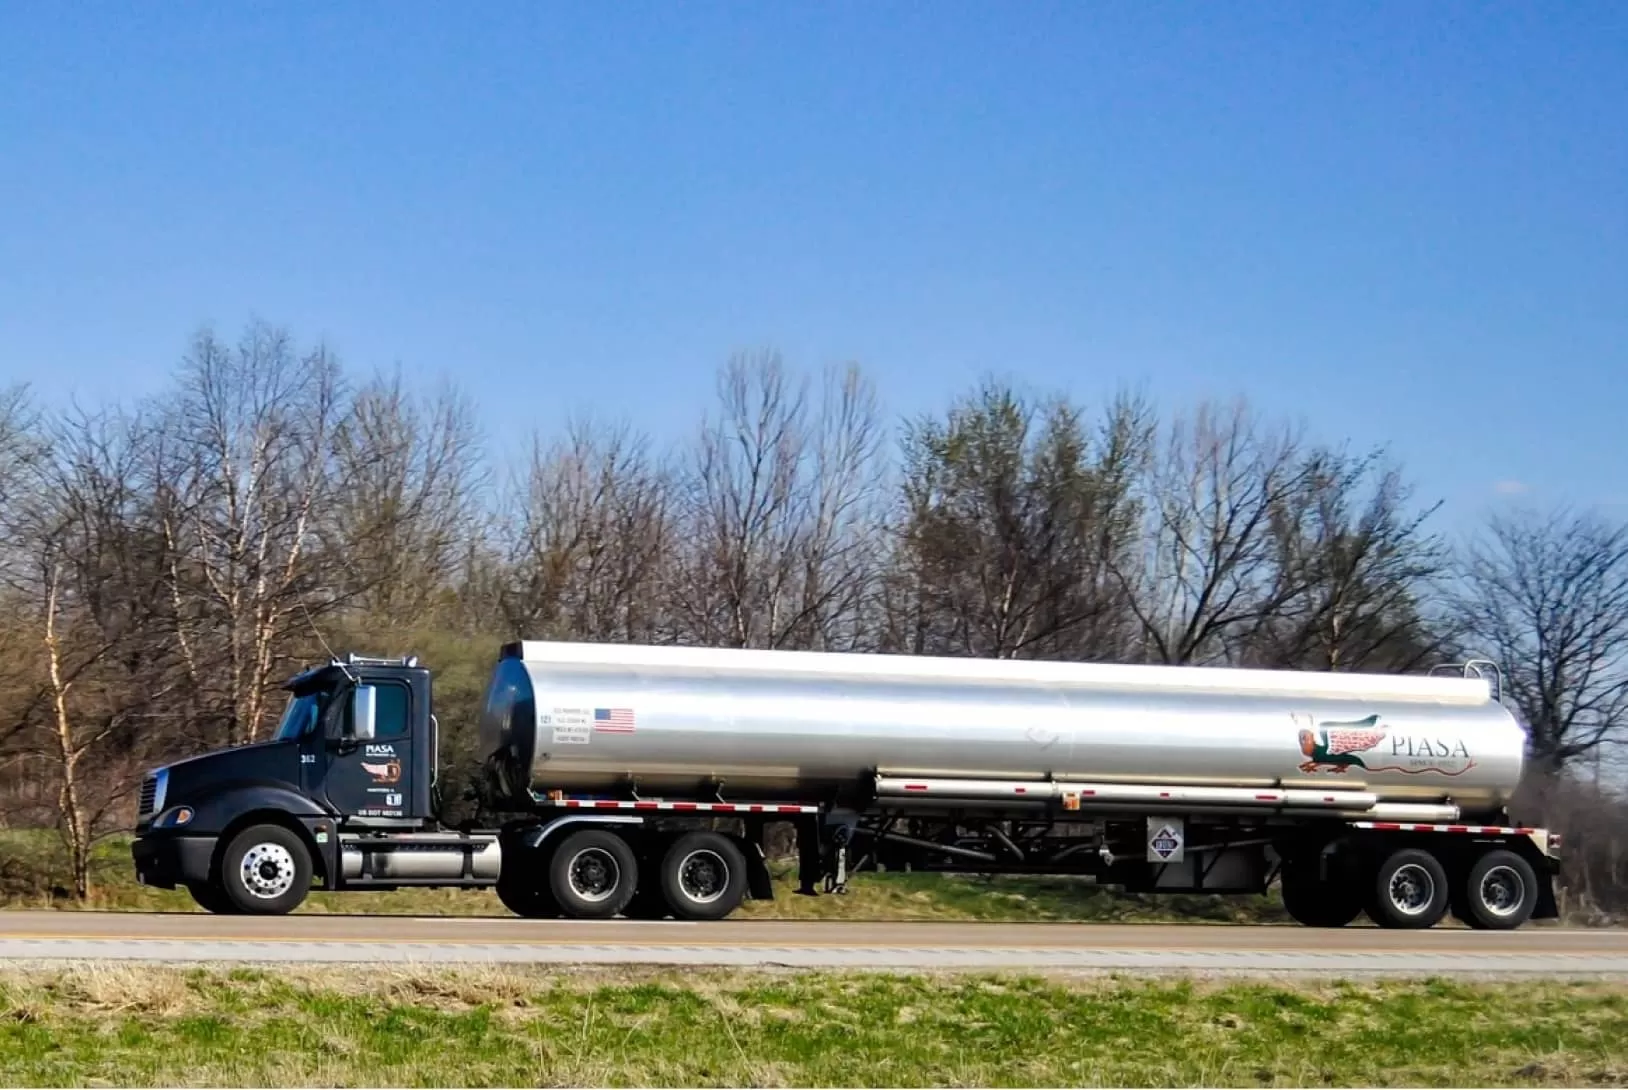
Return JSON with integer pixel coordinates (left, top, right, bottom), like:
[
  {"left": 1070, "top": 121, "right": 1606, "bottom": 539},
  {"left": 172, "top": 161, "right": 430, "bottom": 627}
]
[{"left": 477, "top": 641, "right": 1526, "bottom": 821}]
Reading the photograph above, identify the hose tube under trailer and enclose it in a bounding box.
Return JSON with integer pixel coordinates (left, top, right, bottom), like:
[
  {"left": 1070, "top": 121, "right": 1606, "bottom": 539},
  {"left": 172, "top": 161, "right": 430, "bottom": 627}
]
[{"left": 871, "top": 775, "right": 1464, "bottom": 824}]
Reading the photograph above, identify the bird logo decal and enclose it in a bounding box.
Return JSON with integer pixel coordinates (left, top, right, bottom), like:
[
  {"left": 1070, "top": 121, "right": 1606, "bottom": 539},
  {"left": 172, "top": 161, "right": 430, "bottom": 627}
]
[
  {"left": 1294, "top": 712, "right": 1477, "bottom": 777},
  {"left": 1297, "top": 714, "right": 1387, "bottom": 773},
  {"left": 361, "top": 759, "right": 401, "bottom": 785}
]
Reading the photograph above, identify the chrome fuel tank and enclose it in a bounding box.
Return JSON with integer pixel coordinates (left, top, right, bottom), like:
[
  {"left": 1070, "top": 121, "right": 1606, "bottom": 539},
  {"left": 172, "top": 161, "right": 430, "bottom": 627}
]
[{"left": 476, "top": 641, "right": 1528, "bottom": 818}]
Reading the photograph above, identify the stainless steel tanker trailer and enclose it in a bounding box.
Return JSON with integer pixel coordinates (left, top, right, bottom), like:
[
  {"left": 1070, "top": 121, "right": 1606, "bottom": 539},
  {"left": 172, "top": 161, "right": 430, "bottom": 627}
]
[{"left": 129, "top": 640, "right": 1560, "bottom": 930}]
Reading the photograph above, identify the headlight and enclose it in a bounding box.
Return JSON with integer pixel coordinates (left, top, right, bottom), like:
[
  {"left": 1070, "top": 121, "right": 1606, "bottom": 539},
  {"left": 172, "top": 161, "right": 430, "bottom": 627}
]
[{"left": 154, "top": 806, "right": 194, "bottom": 829}]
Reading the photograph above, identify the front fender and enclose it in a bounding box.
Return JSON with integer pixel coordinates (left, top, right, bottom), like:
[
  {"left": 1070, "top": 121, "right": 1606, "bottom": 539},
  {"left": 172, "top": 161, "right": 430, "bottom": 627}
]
[{"left": 183, "top": 782, "right": 332, "bottom": 835}]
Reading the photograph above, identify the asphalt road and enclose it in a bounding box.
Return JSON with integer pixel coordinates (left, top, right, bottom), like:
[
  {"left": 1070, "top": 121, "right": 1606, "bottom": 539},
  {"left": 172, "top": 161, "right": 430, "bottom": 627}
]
[{"left": 1, "top": 912, "right": 1625, "bottom": 974}]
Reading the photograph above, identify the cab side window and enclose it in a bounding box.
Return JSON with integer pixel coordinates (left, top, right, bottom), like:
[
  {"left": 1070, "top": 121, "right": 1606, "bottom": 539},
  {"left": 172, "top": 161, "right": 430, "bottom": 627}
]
[
  {"left": 373, "top": 682, "right": 410, "bottom": 740},
  {"left": 331, "top": 681, "right": 412, "bottom": 741}
]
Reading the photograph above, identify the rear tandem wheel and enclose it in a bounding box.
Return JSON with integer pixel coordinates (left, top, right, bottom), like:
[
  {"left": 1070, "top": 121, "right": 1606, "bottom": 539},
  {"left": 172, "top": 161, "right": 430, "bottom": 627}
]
[{"left": 1278, "top": 857, "right": 1363, "bottom": 928}]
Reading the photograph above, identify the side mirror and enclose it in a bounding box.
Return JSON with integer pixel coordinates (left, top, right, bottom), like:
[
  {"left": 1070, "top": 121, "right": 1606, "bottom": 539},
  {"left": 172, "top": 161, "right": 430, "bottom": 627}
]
[{"left": 351, "top": 685, "right": 377, "bottom": 742}]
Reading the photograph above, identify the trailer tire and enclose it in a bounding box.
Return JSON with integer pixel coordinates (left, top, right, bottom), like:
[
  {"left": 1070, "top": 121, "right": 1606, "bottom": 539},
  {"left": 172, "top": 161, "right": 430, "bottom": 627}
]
[
  {"left": 548, "top": 829, "right": 638, "bottom": 919},
  {"left": 1366, "top": 847, "right": 1449, "bottom": 929},
  {"left": 1458, "top": 849, "right": 1539, "bottom": 930},
  {"left": 659, "top": 832, "right": 747, "bottom": 921},
  {"left": 1279, "top": 863, "right": 1361, "bottom": 928},
  {"left": 218, "top": 823, "right": 312, "bottom": 915}
]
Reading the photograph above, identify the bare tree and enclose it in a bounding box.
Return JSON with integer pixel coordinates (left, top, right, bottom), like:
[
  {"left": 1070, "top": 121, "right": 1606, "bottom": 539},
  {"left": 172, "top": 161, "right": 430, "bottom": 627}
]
[
  {"left": 785, "top": 362, "right": 888, "bottom": 651},
  {"left": 0, "top": 406, "right": 169, "bottom": 898},
  {"left": 884, "top": 380, "right": 1150, "bottom": 660},
  {"left": 328, "top": 372, "right": 489, "bottom": 629},
  {"left": 0, "top": 384, "right": 39, "bottom": 513},
  {"left": 498, "top": 415, "right": 674, "bottom": 643},
  {"left": 671, "top": 351, "right": 885, "bottom": 650},
  {"left": 1112, "top": 398, "right": 1319, "bottom": 666},
  {"left": 159, "top": 321, "right": 349, "bottom": 745},
  {"left": 1247, "top": 446, "right": 1449, "bottom": 671},
  {"left": 1453, "top": 506, "right": 1628, "bottom": 774}
]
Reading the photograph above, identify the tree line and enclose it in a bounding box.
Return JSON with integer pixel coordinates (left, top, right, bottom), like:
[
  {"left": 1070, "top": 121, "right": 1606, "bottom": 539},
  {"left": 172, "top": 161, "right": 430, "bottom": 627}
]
[{"left": 1, "top": 319, "right": 1625, "bottom": 912}]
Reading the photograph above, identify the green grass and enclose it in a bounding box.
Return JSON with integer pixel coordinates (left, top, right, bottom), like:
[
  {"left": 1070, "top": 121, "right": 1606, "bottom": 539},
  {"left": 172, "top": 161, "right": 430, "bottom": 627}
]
[
  {"left": 0, "top": 964, "right": 1623, "bottom": 1086},
  {"left": 0, "top": 828, "right": 1294, "bottom": 923}
]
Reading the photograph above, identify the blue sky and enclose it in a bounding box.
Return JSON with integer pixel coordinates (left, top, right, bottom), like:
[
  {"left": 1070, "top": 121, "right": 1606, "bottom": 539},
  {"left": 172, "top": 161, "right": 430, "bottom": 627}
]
[{"left": 2, "top": 2, "right": 1623, "bottom": 524}]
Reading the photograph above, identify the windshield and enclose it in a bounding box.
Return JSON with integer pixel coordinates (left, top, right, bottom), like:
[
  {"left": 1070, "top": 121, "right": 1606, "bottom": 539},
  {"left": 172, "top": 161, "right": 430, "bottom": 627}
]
[{"left": 272, "top": 691, "right": 326, "bottom": 742}]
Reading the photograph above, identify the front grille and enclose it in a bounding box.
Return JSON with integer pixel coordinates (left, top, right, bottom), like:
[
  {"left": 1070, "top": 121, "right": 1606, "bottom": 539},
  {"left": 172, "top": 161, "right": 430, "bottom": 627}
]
[{"left": 138, "top": 775, "right": 157, "bottom": 817}]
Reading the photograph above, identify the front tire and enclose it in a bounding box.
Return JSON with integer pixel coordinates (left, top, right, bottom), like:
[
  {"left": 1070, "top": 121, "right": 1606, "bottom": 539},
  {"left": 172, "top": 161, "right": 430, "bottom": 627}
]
[
  {"left": 548, "top": 829, "right": 639, "bottom": 919},
  {"left": 218, "top": 824, "right": 312, "bottom": 915},
  {"left": 1366, "top": 847, "right": 1449, "bottom": 929},
  {"left": 186, "top": 881, "right": 239, "bottom": 915}
]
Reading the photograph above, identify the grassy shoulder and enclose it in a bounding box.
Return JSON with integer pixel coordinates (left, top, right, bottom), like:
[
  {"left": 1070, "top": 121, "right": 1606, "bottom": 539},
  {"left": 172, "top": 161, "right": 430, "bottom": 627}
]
[
  {"left": 1, "top": 964, "right": 1624, "bottom": 1087},
  {"left": 1, "top": 829, "right": 1293, "bottom": 923}
]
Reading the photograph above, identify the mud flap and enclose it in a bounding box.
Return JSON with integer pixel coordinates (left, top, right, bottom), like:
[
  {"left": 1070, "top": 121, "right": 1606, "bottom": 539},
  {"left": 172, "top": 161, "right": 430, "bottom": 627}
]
[{"left": 743, "top": 838, "right": 775, "bottom": 901}]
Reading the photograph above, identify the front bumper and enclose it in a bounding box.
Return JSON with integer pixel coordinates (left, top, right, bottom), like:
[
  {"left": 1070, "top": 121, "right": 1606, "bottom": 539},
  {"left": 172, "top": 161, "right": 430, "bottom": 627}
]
[{"left": 131, "top": 833, "right": 216, "bottom": 889}]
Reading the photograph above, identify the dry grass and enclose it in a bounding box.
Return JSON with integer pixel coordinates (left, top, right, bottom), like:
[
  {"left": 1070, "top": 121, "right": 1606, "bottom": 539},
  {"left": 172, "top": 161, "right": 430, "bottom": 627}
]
[{"left": 0, "top": 963, "right": 1625, "bottom": 1086}]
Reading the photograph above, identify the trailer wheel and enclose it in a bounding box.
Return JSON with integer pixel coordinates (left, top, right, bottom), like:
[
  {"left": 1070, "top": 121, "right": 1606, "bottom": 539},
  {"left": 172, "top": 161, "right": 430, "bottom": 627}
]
[
  {"left": 548, "top": 829, "right": 639, "bottom": 919},
  {"left": 218, "top": 823, "right": 312, "bottom": 915},
  {"left": 1458, "top": 849, "right": 1539, "bottom": 930},
  {"left": 1279, "top": 861, "right": 1361, "bottom": 928},
  {"left": 659, "top": 832, "right": 747, "bottom": 921},
  {"left": 1366, "top": 847, "right": 1449, "bottom": 929}
]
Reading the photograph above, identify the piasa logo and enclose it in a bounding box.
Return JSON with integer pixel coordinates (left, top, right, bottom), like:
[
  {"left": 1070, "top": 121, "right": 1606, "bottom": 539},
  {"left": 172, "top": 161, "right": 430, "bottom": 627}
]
[
  {"left": 365, "top": 744, "right": 395, "bottom": 758},
  {"left": 1295, "top": 713, "right": 1476, "bottom": 778}
]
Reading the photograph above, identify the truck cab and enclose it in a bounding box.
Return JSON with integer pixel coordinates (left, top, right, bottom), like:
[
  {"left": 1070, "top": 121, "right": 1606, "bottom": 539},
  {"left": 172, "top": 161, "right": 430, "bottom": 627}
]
[{"left": 131, "top": 654, "right": 488, "bottom": 914}]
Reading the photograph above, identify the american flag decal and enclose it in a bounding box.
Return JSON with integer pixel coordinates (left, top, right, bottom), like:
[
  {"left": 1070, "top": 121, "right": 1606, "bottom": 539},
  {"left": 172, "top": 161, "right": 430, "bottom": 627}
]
[{"left": 593, "top": 707, "right": 636, "bottom": 733}]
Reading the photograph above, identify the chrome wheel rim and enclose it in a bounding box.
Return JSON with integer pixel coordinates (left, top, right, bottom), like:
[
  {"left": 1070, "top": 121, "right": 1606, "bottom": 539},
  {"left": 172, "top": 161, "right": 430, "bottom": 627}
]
[
  {"left": 239, "top": 843, "right": 296, "bottom": 900},
  {"left": 1387, "top": 863, "right": 1436, "bottom": 916},
  {"left": 677, "top": 849, "right": 729, "bottom": 904},
  {"left": 1479, "top": 865, "right": 1527, "bottom": 918},
  {"left": 567, "top": 848, "right": 620, "bottom": 903}
]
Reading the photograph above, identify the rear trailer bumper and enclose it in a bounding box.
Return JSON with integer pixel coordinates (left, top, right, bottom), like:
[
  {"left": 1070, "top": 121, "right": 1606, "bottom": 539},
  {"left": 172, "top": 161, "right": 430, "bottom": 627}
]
[{"left": 131, "top": 833, "right": 215, "bottom": 889}]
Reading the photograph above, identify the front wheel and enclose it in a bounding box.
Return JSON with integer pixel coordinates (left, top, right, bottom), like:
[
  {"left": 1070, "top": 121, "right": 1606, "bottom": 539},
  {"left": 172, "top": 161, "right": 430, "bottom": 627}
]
[
  {"left": 218, "top": 824, "right": 312, "bottom": 915},
  {"left": 186, "top": 881, "right": 239, "bottom": 915}
]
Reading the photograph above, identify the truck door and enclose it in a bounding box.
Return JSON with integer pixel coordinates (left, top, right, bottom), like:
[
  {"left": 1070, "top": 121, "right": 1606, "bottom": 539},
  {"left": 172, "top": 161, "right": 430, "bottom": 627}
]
[{"left": 325, "top": 679, "right": 415, "bottom": 820}]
